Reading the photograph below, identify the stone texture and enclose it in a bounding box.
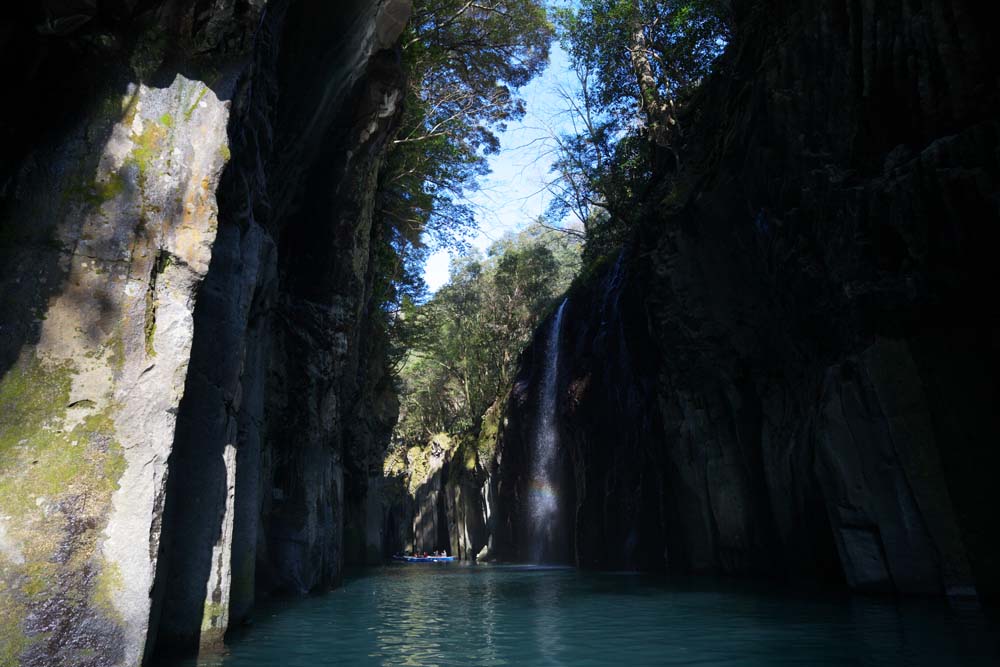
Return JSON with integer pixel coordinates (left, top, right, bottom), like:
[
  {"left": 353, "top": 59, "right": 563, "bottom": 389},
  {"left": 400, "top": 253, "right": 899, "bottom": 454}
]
[
  {"left": 1, "top": 64, "right": 235, "bottom": 667},
  {"left": 153, "top": 0, "right": 408, "bottom": 656},
  {"left": 0, "top": 0, "right": 408, "bottom": 663},
  {"left": 494, "top": 0, "right": 1000, "bottom": 598},
  {"left": 379, "top": 433, "right": 492, "bottom": 561}
]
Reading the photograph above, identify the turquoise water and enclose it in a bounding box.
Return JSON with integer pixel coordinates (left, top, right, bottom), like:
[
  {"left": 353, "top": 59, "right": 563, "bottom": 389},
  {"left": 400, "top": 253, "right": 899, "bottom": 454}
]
[{"left": 181, "top": 565, "right": 1000, "bottom": 666}]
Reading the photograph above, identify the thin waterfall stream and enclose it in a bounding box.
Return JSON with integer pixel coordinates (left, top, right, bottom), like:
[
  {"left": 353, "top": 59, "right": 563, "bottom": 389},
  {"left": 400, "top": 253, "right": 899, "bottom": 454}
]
[{"left": 528, "top": 298, "right": 567, "bottom": 562}]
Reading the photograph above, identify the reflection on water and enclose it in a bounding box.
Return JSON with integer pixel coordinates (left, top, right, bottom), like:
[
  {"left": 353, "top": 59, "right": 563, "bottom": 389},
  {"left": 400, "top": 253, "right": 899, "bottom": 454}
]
[{"left": 175, "top": 564, "right": 1000, "bottom": 667}]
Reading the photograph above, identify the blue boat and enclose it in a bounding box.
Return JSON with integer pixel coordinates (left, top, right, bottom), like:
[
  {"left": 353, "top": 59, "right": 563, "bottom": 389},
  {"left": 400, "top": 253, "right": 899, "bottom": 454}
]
[{"left": 392, "top": 554, "right": 455, "bottom": 563}]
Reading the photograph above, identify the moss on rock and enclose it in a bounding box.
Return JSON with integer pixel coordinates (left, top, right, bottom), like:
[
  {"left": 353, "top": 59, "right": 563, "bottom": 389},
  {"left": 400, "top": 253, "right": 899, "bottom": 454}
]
[
  {"left": 0, "top": 352, "right": 128, "bottom": 659},
  {"left": 477, "top": 399, "right": 504, "bottom": 464},
  {"left": 129, "top": 122, "right": 167, "bottom": 181}
]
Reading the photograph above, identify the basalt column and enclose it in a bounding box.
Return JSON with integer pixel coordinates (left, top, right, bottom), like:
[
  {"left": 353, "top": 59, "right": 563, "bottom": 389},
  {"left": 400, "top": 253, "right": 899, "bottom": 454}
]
[
  {"left": 494, "top": 0, "right": 1000, "bottom": 596},
  {"left": 153, "top": 0, "right": 410, "bottom": 658},
  {"left": 0, "top": 0, "right": 412, "bottom": 664}
]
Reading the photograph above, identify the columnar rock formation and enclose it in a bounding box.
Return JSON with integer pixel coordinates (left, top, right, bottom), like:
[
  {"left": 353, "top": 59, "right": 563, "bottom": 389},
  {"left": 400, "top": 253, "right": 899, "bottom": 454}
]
[
  {"left": 1, "top": 0, "right": 998, "bottom": 663},
  {"left": 0, "top": 0, "right": 409, "bottom": 663},
  {"left": 495, "top": 0, "right": 1000, "bottom": 597}
]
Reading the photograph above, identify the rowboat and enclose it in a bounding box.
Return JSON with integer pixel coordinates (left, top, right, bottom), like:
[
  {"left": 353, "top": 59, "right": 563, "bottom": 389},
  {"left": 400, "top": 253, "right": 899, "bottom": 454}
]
[{"left": 392, "top": 554, "right": 455, "bottom": 563}]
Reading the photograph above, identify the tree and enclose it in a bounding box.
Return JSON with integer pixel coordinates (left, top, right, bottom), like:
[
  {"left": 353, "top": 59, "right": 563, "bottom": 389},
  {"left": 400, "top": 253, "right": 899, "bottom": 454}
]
[
  {"left": 370, "top": 0, "right": 554, "bottom": 390},
  {"left": 378, "top": 0, "right": 554, "bottom": 255},
  {"left": 556, "top": 0, "right": 728, "bottom": 153},
  {"left": 545, "top": 0, "right": 728, "bottom": 263},
  {"left": 394, "top": 222, "right": 581, "bottom": 445},
  {"left": 372, "top": 0, "right": 554, "bottom": 366}
]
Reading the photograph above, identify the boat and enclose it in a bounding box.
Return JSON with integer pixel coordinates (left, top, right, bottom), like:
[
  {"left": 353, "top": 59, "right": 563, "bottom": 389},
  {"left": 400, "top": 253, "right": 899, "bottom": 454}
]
[{"left": 392, "top": 554, "right": 455, "bottom": 563}]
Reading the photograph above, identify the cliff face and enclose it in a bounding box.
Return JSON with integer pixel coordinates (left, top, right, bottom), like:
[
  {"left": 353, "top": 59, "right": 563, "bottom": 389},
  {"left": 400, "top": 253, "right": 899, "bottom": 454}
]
[
  {"left": 495, "top": 0, "right": 1000, "bottom": 597},
  {"left": 0, "top": 0, "right": 409, "bottom": 664},
  {"left": 380, "top": 429, "right": 493, "bottom": 563}
]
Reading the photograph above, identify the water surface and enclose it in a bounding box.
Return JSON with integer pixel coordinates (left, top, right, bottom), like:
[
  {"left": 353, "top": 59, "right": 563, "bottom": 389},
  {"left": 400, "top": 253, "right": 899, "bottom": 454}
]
[{"left": 181, "top": 564, "right": 1000, "bottom": 666}]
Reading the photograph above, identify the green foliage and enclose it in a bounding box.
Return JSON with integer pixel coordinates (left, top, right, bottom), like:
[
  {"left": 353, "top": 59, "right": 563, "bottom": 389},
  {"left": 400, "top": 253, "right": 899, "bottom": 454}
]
[
  {"left": 555, "top": 0, "right": 728, "bottom": 130},
  {"left": 371, "top": 0, "right": 556, "bottom": 424},
  {"left": 377, "top": 0, "right": 554, "bottom": 290},
  {"left": 393, "top": 222, "right": 580, "bottom": 449},
  {"left": 546, "top": 0, "right": 728, "bottom": 264}
]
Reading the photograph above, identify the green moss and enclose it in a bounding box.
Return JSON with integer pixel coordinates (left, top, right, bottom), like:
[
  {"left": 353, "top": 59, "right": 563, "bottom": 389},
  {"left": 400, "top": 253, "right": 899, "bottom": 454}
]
[
  {"left": 0, "top": 600, "right": 30, "bottom": 666},
  {"left": 184, "top": 86, "right": 209, "bottom": 122},
  {"left": 0, "top": 354, "right": 74, "bottom": 463},
  {"left": 159, "top": 113, "right": 174, "bottom": 128},
  {"left": 404, "top": 433, "right": 457, "bottom": 495},
  {"left": 0, "top": 352, "right": 128, "bottom": 639},
  {"left": 144, "top": 290, "right": 157, "bottom": 358},
  {"left": 22, "top": 561, "right": 57, "bottom": 599},
  {"left": 129, "top": 122, "right": 167, "bottom": 181},
  {"left": 60, "top": 169, "right": 127, "bottom": 218},
  {"left": 144, "top": 252, "right": 171, "bottom": 358},
  {"left": 447, "top": 436, "right": 480, "bottom": 486},
  {"left": 218, "top": 143, "right": 231, "bottom": 162},
  {"left": 93, "top": 562, "right": 123, "bottom": 620},
  {"left": 83, "top": 172, "right": 126, "bottom": 208},
  {"left": 0, "top": 398, "right": 125, "bottom": 521},
  {"left": 477, "top": 400, "right": 503, "bottom": 464},
  {"left": 201, "top": 600, "right": 227, "bottom": 632},
  {"left": 106, "top": 329, "right": 125, "bottom": 372},
  {"left": 382, "top": 447, "right": 406, "bottom": 478}
]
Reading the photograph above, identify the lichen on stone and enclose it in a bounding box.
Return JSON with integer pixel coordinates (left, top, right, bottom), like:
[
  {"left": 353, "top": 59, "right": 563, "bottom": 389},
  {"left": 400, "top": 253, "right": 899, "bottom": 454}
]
[
  {"left": 0, "top": 352, "right": 128, "bottom": 659},
  {"left": 129, "top": 122, "right": 167, "bottom": 181}
]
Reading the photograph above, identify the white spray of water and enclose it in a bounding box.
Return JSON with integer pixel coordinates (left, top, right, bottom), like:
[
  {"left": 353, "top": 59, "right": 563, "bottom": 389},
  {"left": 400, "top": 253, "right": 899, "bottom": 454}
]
[{"left": 528, "top": 299, "right": 567, "bottom": 563}]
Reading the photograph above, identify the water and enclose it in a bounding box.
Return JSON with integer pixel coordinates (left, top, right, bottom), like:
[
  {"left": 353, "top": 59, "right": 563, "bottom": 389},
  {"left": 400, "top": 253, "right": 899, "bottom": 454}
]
[
  {"left": 528, "top": 299, "right": 567, "bottom": 562},
  {"left": 178, "top": 565, "right": 1000, "bottom": 667}
]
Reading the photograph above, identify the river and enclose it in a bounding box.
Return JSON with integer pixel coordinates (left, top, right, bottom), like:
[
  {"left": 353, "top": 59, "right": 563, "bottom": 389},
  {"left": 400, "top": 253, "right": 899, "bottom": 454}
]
[{"left": 172, "top": 564, "right": 1000, "bottom": 666}]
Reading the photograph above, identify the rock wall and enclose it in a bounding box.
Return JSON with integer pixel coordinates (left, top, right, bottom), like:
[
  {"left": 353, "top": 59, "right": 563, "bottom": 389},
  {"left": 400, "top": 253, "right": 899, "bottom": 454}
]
[
  {"left": 0, "top": 0, "right": 409, "bottom": 664},
  {"left": 381, "top": 432, "right": 492, "bottom": 562},
  {"left": 495, "top": 0, "right": 1000, "bottom": 597}
]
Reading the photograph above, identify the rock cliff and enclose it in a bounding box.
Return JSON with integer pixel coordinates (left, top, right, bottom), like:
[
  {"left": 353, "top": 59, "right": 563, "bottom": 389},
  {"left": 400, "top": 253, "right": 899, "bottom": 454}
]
[
  {"left": 0, "top": 0, "right": 409, "bottom": 663},
  {"left": 495, "top": 0, "right": 1000, "bottom": 598},
  {"left": 381, "top": 429, "right": 493, "bottom": 563}
]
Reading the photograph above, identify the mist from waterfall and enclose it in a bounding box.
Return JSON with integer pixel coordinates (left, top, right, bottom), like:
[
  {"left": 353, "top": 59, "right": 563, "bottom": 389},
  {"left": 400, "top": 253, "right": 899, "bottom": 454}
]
[{"left": 528, "top": 298, "right": 567, "bottom": 563}]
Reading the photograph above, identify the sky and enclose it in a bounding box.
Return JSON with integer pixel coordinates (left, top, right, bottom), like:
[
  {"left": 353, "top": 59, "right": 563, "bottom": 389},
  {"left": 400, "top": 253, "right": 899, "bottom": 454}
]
[{"left": 422, "top": 42, "right": 578, "bottom": 292}]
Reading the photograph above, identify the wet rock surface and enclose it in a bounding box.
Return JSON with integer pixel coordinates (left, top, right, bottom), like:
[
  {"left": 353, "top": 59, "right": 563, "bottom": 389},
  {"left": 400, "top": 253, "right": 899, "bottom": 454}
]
[{"left": 496, "top": 0, "right": 1000, "bottom": 597}]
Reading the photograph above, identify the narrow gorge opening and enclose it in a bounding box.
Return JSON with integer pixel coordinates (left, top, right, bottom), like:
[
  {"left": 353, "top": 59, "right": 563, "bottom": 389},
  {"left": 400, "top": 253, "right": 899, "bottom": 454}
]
[{"left": 1, "top": 1, "right": 999, "bottom": 666}]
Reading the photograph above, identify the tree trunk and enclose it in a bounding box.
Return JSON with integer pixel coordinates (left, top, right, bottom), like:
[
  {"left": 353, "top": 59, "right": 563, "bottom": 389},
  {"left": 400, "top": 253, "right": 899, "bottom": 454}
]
[{"left": 628, "top": 1, "right": 673, "bottom": 148}]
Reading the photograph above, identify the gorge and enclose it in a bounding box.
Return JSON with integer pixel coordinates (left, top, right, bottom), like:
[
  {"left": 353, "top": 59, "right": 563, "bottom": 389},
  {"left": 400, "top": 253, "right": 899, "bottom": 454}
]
[{"left": 1, "top": 0, "right": 998, "bottom": 665}]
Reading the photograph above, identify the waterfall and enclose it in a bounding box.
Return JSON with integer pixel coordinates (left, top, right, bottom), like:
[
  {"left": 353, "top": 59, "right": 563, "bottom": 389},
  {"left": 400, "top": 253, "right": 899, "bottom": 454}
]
[{"left": 528, "top": 298, "right": 567, "bottom": 562}]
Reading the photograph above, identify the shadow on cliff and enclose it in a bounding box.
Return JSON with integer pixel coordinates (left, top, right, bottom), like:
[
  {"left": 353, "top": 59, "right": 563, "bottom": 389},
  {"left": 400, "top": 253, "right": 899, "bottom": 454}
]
[
  {"left": 0, "top": 6, "right": 261, "bottom": 667},
  {"left": 0, "top": 0, "right": 243, "bottom": 381},
  {"left": 148, "top": 0, "right": 411, "bottom": 659}
]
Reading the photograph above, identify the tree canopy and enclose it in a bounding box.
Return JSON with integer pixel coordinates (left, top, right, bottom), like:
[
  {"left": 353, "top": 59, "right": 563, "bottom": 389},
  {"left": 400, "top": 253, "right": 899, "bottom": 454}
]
[
  {"left": 394, "top": 222, "right": 580, "bottom": 446},
  {"left": 379, "top": 0, "right": 729, "bottom": 457},
  {"left": 546, "top": 0, "right": 728, "bottom": 264},
  {"left": 379, "top": 0, "right": 554, "bottom": 257}
]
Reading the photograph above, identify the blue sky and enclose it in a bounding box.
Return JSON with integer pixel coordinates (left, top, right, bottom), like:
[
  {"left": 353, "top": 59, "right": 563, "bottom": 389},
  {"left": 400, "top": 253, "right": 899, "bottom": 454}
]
[{"left": 423, "top": 41, "right": 577, "bottom": 291}]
